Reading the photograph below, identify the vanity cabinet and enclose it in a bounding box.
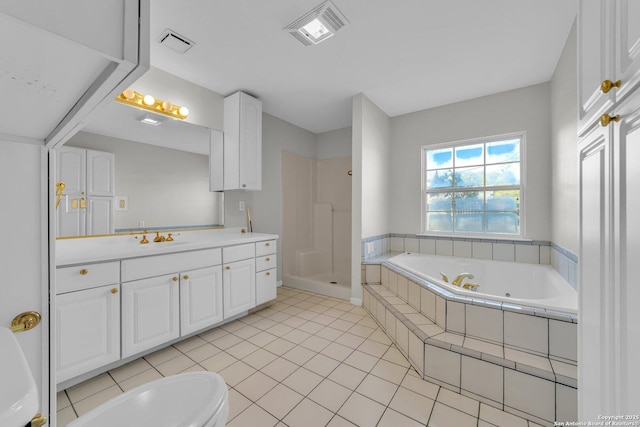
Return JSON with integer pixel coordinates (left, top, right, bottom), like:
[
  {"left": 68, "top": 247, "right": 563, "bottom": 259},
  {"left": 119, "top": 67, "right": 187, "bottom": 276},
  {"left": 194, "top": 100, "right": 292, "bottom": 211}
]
[
  {"left": 578, "top": 1, "right": 640, "bottom": 418},
  {"left": 56, "top": 146, "right": 115, "bottom": 237},
  {"left": 56, "top": 262, "right": 120, "bottom": 383},
  {"left": 180, "top": 265, "right": 224, "bottom": 336},
  {"left": 255, "top": 240, "right": 277, "bottom": 305},
  {"left": 221, "top": 91, "right": 262, "bottom": 191},
  {"left": 121, "top": 273, "right": 180, "bottom": 358},
  {"left": 222, "top": 243, "right": 256, "bottom": 318},
  {"left": 121, "top": 248, "right": 222, "bottom": 357}
]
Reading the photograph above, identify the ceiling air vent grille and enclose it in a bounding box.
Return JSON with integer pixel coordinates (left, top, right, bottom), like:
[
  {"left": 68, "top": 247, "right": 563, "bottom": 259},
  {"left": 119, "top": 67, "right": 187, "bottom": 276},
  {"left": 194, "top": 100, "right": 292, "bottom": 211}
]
[
  {"left": 284, "top": 0, "right": 349, "bottom": 46},
  {"left": 158, "top": 29, "right": 195, "bottom": 54}
]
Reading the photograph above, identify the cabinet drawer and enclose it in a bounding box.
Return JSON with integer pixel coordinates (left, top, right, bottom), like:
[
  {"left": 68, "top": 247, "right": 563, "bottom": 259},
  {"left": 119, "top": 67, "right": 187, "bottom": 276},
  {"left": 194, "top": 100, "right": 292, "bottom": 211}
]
[
  {"left": 256, "top": 240, "right": 276, "bottom": 256},
  {"left": 121, "top": 248, "right": 221, "bottom": 282},
  {"left": 256, "top": 268, "right": 277, "bottom": 305},
  {"left": 223, "top": 243, "right": 255, "bottom": 264},
  {"left": 256, "top": 254, "right": 277, "bottom": 272},
  {"left": 57, "top": 261, "right": 119, "bottom": 294}
]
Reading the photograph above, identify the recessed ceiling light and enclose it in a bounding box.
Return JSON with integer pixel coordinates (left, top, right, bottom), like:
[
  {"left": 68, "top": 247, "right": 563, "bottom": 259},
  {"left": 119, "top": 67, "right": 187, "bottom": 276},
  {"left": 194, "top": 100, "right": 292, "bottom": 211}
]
[
  {"left": 139, "top": 114, "right": 164, "bottom": 126},
  {"left": 284, "top": 0, "right": 349, "bottom": 46}
]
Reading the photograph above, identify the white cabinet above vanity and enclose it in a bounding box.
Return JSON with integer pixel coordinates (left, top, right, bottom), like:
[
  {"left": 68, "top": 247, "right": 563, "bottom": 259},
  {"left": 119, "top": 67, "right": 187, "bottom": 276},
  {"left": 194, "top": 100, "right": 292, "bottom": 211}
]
[{"left": 54, "top": 229, "right": 278, "bottom": 387}]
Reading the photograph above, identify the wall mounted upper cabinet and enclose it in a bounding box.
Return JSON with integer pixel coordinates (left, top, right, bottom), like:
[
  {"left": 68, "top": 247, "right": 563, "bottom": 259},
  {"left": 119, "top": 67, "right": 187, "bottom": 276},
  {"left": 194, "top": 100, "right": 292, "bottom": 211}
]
[
  {"left": 578, "top": 0, "right": 640, "bottom": 136},
  {"left": 0, "top": 0, "right": 150, "bottom": 146},
  {"left": 219, "top": 91, "right": 262, "bottom": 191}
]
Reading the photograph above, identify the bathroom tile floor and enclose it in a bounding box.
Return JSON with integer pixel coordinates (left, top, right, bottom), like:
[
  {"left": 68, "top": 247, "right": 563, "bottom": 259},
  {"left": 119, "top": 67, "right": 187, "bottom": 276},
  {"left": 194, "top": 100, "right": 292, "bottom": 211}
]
[{"left": 57, "top": 286, "right": 542, "bottom": 427}]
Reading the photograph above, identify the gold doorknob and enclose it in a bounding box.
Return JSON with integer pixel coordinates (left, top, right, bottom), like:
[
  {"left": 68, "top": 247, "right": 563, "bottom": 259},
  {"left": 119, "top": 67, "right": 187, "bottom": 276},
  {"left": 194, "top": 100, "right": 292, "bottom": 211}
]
[
  {"left": 80, "top": 269, "right": 88, "bottom": 275},
  {"left": 183, "top": 275, "right": 189, "bottom": 280},
  {"left": 601, "top": 114, "right": 620, "bottom": 127},
  {"left": 172, "top": 276, "right": 178, "bottom": 282},
  {"left": 601, "top": 79, "right": 621, "bottom": 94},
  {"left": 111, "top": 288, "right": 118, "bottom": 294},
  {"left": 31, "top": 413, "right": 47, "bottom": 427},
  {"left": 10, "top": 311, "right": 41, "bottom": 333},
  {"left": 226, "top": 266, "right": 231, "bottom": 270}
]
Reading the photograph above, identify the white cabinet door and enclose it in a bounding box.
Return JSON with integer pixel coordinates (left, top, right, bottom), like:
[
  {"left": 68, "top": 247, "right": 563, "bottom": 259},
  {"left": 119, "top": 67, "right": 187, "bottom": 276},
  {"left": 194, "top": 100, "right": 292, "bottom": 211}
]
[
  {"left": 238, "top": 92, "right": 262, "bottom": 190},
  {"left": 578, "top": 0, "right": 615, "bottom": 136},
  {"left": 86, "top": 197, "right": 114, "bottom": 235},
  {"left": 86, "top": 149, "right": 115, "bottom": 196},
  {"left": 223, "top": 91, "right": 262, "bottom": 190},
  {"left": 615, "top": 0, "right": 640, "bottom": 101},
  {"left": 256, "top": 268, "right": 277, "bottom": 306},
  {"left": 56, "top": 147, "right": 86, "bottom": 195},
  {"left": 56, "top": 285, "right": 120, "bottom": 383},
  {"left": 122, "top": 274, "right": 180, "bottom": 358},
  {"left": 612, "top": 100, "right": 640, "bottom": 412},
  {"left": 578, "top": 125, "right": 614, "bottom": 419},
  {"left": 223, "top": 258, "right": 255, "bottom": 318},
  {"left": 180, "top": 266, "right": 223, "bottom": 336}
]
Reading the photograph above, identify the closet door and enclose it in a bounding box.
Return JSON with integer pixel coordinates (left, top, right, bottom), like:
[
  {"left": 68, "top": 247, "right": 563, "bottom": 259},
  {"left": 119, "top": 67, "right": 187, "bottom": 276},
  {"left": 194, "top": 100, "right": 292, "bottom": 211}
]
[
  {"left": 613, "top": 101, "right": 640, "bottom": 412},
  {"left": 86, "top": 149, "right": 115, "bottom": 196},
  {"left": 615, "top": 0, "right": 640, "bottom": 101},
  {"left": 578, "top": 125, "right": 614, "bottom": 419}
]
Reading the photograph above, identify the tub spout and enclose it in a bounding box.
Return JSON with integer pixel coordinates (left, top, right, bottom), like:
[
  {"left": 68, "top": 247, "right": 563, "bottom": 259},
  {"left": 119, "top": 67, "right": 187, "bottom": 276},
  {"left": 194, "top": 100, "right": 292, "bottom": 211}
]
[{"left": 452, "top": 273, "right": 474, "bottom": 287}]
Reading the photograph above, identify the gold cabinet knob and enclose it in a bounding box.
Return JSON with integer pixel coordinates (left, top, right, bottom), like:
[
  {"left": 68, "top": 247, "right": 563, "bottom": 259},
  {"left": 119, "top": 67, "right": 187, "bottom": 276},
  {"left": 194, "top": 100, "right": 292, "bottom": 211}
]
[
  {"left": 172, "top": 276, "right": 178, "bottom": 282},
  {"left": 601, "top": 114, "right": 620, "bottom": 127},
  {"left": 80, "top": 269, "right": 88, "bottom": 275},
  {"left": 601, "top": 79, "right": 621, "bottom": 94},
  {"left": 225, "top": 266, "right": 231, "bottom": 270},
  {"left": 266, "top": 257, "right": 270, "bottom": 262},
  {"left": 111, "top": 288, "right": 118, "bottom": 294},
  {"left": 266, "top": 272, "right": 271, "bottom": 276},
  {"left": 183, "top": 275, "right": 189, "bottom": 280},
  {"left": 265, "top": 242, "right": 270, "bottom": 247}
]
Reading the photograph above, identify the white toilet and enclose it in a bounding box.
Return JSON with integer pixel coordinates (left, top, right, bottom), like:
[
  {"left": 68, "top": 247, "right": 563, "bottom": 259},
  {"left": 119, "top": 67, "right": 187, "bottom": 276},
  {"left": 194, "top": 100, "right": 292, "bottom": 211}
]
[{"left": 68, "top": 371, "right": 229, "bottom": 427}]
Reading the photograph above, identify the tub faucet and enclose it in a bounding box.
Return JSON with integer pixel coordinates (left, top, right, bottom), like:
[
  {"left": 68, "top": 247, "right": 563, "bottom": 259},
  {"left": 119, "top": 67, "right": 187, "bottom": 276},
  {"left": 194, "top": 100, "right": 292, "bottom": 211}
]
[{"left": 452, "top": 273, "right": 474, "bottom": 287}]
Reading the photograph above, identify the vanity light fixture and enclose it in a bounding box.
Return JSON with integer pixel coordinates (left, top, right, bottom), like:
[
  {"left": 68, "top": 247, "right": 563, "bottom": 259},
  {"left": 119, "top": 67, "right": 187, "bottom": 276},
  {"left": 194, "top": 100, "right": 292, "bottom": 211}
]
[
  {"left": 115, "top": 89, "right": 189, "bottom": 120},
  {"left": 284, "top": 0, "right": 349, "bottom": 46}
]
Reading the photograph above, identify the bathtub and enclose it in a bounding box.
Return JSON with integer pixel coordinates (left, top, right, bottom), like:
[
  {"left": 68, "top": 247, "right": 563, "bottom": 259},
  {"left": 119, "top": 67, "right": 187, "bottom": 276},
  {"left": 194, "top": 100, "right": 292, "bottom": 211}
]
[{"left": 386, "top": 252, "right": 577, "bottom": 314}]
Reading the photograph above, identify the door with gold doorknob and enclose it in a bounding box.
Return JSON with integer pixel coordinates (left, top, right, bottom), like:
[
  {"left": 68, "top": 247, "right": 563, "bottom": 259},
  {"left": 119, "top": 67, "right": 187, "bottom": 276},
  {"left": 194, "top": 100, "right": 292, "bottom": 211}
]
[{"left": 179, "top": 265, "right": 223, "bottom": 335}]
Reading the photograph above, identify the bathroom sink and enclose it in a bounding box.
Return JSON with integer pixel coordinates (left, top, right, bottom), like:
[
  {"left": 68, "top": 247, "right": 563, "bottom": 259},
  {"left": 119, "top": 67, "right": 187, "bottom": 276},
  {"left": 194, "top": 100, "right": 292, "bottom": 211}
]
[{"left": 0, "top": 327, "right": 39, "bottom": 427}]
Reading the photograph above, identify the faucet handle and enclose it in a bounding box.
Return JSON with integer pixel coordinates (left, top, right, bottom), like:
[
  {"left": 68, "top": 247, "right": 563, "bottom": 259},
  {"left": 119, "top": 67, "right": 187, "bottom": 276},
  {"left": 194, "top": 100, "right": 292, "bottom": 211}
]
[
  {"left": 439, "top": 272, "right": 449, "bottom": 283},
  {"left": 140, "top": 234, "right": 149, "bottom": 244},
  {"left": 166, "top": 233, "right": 174, "bottom": 242}
]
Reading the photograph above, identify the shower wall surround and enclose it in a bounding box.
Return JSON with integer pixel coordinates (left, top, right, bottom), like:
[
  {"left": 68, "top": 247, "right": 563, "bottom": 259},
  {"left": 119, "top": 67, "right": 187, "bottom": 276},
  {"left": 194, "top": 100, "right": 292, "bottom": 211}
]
[{"left": 362, "top": 234, "right": 578, "bottom": 289}]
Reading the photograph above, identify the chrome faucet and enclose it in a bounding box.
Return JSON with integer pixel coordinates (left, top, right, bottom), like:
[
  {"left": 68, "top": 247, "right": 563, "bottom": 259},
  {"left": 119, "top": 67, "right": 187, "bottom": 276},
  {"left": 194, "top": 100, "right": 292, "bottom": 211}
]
[{"left": 452, "top": 273, "right": 474, "bottom": 287}]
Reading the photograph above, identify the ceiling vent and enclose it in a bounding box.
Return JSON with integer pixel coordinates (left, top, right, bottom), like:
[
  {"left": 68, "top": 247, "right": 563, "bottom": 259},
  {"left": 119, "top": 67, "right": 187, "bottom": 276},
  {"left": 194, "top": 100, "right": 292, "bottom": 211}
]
[
  {"left": 284, "top": 0, "right": 349, "bottom": 46},
  {"left": 158, "top": 29, "right": 195, "bottom": 54}
]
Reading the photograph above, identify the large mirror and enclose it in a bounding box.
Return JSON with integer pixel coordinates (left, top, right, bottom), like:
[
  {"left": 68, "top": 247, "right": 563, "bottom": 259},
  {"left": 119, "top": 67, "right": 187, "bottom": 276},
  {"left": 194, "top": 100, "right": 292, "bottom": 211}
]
[{"left": 57, "top": 101, "right": 224, "bottom": 238}]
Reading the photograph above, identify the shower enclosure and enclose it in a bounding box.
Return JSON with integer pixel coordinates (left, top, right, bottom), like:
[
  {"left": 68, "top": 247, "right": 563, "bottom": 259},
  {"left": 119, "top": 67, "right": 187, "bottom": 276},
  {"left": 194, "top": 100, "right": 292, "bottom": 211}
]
[{"left": 282, "top": 152, "right": 352, "bottom": 299}]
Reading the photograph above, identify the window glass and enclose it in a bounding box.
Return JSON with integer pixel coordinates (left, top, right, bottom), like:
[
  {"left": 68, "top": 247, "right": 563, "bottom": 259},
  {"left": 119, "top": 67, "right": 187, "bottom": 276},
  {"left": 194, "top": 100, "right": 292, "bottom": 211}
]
[{"left": 422, "top": 134, "right": 524, "bottom": 236}]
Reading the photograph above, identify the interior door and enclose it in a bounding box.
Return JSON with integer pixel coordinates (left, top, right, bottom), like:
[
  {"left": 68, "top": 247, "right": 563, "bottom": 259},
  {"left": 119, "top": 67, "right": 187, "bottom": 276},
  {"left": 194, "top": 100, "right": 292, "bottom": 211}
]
[{"left": 0, "top": 140, "right": 49, "bottom": 424}]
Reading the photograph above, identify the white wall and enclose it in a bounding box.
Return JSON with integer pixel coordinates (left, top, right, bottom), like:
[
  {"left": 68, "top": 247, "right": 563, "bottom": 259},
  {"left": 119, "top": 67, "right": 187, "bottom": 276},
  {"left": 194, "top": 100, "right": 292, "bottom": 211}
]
[
  {"left": 389, "top": 83, "right": 552, "bottom": 240},
  {"left": 317, "top": 127, "right": 352, "bottom": 160},
  {"left": 551, "top": 21, "right": 578, "bottom": 254},
  {"left": 66, "top": 132, "right": 223, "bottom": 231}
]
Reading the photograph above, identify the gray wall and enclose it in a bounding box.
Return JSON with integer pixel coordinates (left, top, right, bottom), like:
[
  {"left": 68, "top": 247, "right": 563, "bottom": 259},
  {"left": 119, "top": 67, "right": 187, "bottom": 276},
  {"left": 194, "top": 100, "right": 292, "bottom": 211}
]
[
  {"left": 550, "top": 21, "right": 578, "bottom": 254},
  {"left": 317, "top": 127, "right": 352, "bottom": 160},
  {"left": 389, "top": 83, "right": 552, "bottom": 241}
]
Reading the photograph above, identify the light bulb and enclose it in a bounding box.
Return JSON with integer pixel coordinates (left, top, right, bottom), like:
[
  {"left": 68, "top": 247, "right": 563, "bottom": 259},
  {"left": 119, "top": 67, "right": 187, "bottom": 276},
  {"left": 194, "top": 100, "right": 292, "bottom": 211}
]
[
  {"left": 122, "top": 88, "right": 135, "bottom": 100},
  {"left": 162, "top": 101, "right": 173, "bottom": 111},
  {"left": 178, "top": 106, "right": 189, "bottom": 117},
  {"left": 143, "top": 95, "right": 155, "bottom": 106}
]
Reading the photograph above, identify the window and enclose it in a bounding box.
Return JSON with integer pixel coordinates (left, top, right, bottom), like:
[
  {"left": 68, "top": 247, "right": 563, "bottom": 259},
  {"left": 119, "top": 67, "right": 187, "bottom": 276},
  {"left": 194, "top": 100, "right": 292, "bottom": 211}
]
[{"left": 422, "top": 133, "right": 524, "bottom": 236}]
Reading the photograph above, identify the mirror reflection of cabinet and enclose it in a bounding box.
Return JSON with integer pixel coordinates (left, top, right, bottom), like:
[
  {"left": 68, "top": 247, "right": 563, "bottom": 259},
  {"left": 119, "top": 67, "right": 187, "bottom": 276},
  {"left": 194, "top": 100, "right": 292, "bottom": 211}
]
[{"left": 56, "top": 146, "right": 115, "bottom": 237}]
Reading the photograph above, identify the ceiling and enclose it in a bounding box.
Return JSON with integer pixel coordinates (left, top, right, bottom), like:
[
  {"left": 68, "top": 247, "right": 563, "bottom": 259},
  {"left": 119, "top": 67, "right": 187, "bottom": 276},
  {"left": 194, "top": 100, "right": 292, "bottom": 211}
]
[{"left": 150, "top": 0, "right": 577, "bottom": 134}]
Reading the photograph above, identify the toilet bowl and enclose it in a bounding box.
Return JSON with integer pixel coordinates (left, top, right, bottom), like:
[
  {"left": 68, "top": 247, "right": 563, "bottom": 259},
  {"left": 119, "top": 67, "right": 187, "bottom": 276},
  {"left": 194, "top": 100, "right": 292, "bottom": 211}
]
[{"left": 68, "top": 371, "right": 228, "bottom": 427}]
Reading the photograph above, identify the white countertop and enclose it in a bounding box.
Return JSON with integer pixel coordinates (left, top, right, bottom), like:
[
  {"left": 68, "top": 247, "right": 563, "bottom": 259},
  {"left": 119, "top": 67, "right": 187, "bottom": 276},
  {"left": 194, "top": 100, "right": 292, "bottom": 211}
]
[{"left": 56, "top": 228, "right": 278, "bottom": 266}]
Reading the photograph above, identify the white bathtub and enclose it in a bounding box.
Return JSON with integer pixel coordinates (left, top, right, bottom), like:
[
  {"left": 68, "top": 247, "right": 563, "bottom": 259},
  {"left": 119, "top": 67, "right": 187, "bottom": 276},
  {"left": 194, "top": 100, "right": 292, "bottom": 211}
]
[{"left": 387, "top": 252, "right": 577, "bottom": 314}]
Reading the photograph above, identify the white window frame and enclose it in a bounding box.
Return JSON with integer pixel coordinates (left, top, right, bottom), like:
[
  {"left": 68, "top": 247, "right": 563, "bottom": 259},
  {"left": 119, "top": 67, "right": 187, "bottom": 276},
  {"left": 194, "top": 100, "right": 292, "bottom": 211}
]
[{"left": 420, "top": 131, "right": 526, "bottom": 238}]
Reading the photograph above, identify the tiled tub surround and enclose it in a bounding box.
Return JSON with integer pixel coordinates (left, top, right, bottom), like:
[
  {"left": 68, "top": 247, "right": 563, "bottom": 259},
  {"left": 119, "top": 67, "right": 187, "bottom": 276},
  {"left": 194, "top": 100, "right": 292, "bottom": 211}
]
[
  {"left": 362, "top": 234, "right": 579, "bottom": 289},
  {"left": 361, "top": 263, "right": 578, "bottom": 426}
]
